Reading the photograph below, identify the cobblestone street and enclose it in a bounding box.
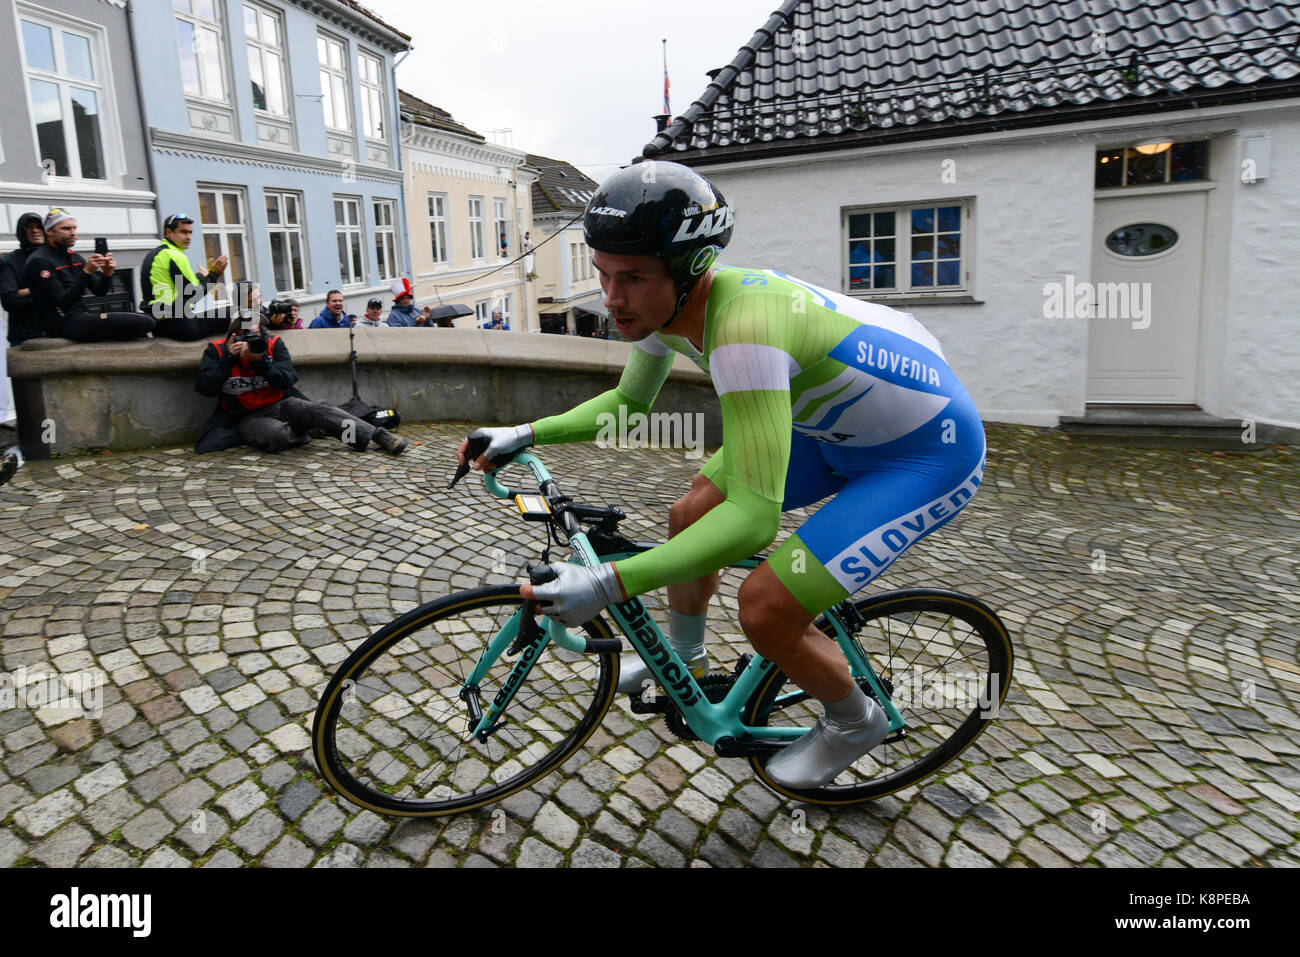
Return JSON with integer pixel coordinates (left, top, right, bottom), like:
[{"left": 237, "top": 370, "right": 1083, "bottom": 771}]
[{"left": 1, "top": 422, "right": 1297, "bottom": 868}]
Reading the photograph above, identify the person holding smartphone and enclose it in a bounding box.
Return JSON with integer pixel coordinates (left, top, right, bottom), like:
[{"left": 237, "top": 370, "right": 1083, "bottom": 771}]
[
  {"left": 139, "top": 213, "right": 231, "bottom": 340},
  {"left": 24, "top": 209, "right": 154, "bottom": 342}
]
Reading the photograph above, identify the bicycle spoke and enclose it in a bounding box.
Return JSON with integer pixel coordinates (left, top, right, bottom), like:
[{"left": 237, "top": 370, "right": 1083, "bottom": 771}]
[
  {"left": 749, "top": 593, "right": 1010, "bottom": 803},
  {"left": 316, "top": 588, "right": 615, "bottom": 814}
]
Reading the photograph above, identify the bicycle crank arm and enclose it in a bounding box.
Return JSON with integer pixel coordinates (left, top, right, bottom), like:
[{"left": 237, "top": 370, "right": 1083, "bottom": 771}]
[{"left": 714, "top": 736, "right": 787, "bottom": 758}]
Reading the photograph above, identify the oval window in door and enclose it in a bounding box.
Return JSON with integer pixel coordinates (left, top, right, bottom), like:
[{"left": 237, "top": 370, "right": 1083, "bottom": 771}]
[{"left": 1105, "top": 223, "right": 1178, "bottom": 256}]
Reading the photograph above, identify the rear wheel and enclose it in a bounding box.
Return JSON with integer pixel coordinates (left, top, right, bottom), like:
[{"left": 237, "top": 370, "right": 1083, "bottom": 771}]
[
  {"left": 746, "top": 588, "right": 1013, "bottom": 805},
  {"left": 312, "top": 586, "right": 619, "bottom": 817}
]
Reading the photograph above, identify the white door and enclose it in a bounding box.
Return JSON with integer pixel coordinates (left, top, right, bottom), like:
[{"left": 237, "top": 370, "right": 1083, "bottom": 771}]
[{"left": 1087, "top": 191, "right": 1207, "bottom": 403}]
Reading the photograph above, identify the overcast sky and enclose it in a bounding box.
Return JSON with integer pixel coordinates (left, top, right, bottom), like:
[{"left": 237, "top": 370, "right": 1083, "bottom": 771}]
[{"left": 362, "top": 0, "right": 779, "bottom": 183}]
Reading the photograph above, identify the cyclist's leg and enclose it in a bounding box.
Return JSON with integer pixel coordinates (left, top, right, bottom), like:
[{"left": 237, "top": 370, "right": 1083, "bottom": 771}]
[
  {"left": 620, "top": 435, "right": 847, "bottom": 693},
  {"left": 749, "top": 398, "right": 987, "bottom": 787},
  {"left": 664, "top": 463, "right": 725, "bottom": 617},
  {"left": 667, "top": 432, "right": 846, "bottom": 615}
]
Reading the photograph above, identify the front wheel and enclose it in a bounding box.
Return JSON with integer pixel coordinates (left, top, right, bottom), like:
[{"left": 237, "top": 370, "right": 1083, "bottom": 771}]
[
  {"left": 312, "top": 586, "right": 619, "bottom": 817},
  {"left": 746, "top": 589, "right": 1013, "bottom": 805}
]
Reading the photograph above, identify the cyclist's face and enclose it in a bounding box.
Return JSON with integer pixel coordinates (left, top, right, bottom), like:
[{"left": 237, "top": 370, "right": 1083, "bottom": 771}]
[{"left": 594, "top": 251, "right": 674, "bottom": 339}]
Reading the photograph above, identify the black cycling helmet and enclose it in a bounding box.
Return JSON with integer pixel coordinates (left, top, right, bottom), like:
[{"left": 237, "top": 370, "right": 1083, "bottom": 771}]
[{"left": 584, "top": 161, "right": 733, "bottom": 320}]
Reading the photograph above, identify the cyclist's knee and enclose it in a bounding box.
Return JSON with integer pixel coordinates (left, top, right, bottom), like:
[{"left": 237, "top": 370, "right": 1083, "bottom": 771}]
[
  {"left": 737, "top": 571, "right": 808, "bottom": 654},
  {"left": 670, "top": 474, "right": 724, "bottom": 534}
]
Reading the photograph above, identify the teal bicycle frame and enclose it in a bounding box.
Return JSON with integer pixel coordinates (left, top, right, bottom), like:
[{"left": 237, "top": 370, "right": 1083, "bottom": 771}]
[{"left": 460, "top": 451, "right": 905, "bottom": 749}]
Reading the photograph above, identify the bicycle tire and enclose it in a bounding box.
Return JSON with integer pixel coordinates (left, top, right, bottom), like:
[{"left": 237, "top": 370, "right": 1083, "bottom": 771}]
[
  {"left": 312, "top": 585, "right": 619, "bottom": 817},
  {"left": 745, "top": 588, "right": 1013, "bottom": 805}
]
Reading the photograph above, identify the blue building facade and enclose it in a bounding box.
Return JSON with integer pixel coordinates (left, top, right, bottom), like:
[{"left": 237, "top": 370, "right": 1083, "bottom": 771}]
[{"left": 129, "top": 0, "right": 411, "bottom": 316}]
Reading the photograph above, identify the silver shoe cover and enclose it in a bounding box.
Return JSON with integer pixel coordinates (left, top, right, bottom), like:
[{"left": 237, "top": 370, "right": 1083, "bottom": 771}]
[{"left": 764, "top": 698, "right": 889, "bottom": 790}]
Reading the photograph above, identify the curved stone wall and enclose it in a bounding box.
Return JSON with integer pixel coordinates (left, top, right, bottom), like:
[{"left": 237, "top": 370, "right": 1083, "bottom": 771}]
[{"left": 7, "top": 329, "right": 722, "bottom": 457}]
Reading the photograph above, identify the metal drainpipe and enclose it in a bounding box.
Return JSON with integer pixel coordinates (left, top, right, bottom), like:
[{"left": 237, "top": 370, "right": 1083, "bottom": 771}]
[
  {"left": 392, "top": 48, "right": 412, "bottom": 291},
  {"left": 125, "top": 1, "right": 162, "bottom": 257}
]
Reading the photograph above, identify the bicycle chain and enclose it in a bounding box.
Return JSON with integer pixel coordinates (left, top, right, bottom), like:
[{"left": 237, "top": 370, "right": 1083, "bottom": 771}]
[{"left": 663, "top": 674, "right": 735, "bottom": 741}]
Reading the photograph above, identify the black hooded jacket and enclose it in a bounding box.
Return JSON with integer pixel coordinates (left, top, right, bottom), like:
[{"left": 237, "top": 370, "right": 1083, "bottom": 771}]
[
  {"left": 0, "top": 213, "right": 45, "bottom": 345},
  {"left": 24, "top": 239, "right": 110, "bottom": 338}
]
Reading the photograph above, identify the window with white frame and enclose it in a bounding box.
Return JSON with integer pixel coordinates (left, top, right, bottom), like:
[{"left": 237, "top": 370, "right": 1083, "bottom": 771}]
[
  {"left": 334, "top": 196, "right": 364, "bottom": 285},
  {"left": 570, "top": 242, "right": 581, "bottom": 285},
  {"left": 475, "top": 300, "right": 490, "bottom": 327},
  {"left": 1094, "top": 141, "right": 1209, "bottom": 188},
  {"left": 373, "top": 199, "right": 398, "bottom": 283},
  {"left": 317, "top": 32, "right": 351, "bottom": 132},
  {"left": 493, "top": 198, "right": 509, "bottom": 258},
  {"left": 243, "top": 3, "right": 287, "bottom": 116},
  {"left": 358, "top": 50, "right": 385, "bottom": 141},
  {"left": 428, "top": 192, "right": 449, "bottom": 265},
  {"left": 197, "top": 186, "right": 250, "bottom": 285},
  {"left": 265, "top": 190, "right": 305, "bottom": 294},
  {"left": 18, "top": 11, "right": 111, "bottom": 180},
  {"left": 843, "top": 201, "right": 967, "bottom": 295},
  {"left": 496, "top": 293, "right": 513, "bottom": 328},
  {"left": 468, "top": 196, "right": 485, "bottom": 260},
  {"left": 174, "top": 0, "right": 227, "bottom": 103}
]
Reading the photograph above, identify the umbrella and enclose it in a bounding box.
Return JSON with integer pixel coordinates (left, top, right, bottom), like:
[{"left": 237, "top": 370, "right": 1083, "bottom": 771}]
[{"left": 427, "top": 304, "right": 474, "bottom": 325}]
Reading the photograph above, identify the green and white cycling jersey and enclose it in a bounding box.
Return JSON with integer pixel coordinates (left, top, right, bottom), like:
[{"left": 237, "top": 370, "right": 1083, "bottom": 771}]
[{"left": 529, "top": 264, "right": 982, "bottom": 605}]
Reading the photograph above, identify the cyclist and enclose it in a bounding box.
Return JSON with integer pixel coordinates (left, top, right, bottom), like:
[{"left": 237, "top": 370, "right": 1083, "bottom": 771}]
[{"left": 457, "top": 162, "right": 986, "bottom": 790}]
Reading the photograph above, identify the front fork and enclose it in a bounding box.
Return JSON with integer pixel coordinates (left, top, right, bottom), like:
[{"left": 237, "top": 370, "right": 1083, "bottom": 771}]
[{"left": 464, "top": 602, "right": 558, "bottom": 741}]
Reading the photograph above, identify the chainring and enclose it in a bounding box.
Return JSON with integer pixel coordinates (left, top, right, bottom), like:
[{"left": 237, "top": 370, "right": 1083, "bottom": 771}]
[{"left": 663, "top": 674, "right": 735, "bottom": 741}]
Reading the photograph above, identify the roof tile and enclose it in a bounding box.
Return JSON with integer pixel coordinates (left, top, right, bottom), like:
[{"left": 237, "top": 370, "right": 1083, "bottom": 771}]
[
  {"left": 645, "top": 0, "right": 1300, "bottom": 160},
  {"left": 526, "top": 153, "right": 600, "bottom": 215}
]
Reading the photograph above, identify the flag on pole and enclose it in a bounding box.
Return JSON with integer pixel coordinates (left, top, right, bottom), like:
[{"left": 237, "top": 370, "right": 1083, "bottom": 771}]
[{"left": 662, "top": 39, "right": 671, "bottom": 115}]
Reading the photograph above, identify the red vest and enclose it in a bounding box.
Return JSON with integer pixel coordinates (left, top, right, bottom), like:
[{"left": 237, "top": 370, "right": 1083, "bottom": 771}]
[{"left": 212, "top": 336, "right": 285, "bottom": 413}]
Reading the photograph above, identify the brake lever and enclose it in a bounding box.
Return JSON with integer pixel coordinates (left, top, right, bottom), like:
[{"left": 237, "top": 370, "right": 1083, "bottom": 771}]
[{"left": 449, "top": 433, "right": 491, "bottom": 488}]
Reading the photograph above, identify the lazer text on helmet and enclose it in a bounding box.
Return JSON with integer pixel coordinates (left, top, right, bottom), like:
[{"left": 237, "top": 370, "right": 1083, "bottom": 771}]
[{"left": 672, "top": 207, "right": 734, "bottom": 243}]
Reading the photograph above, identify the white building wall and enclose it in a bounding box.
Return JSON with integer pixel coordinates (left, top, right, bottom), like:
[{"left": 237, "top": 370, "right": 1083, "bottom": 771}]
[
  {"left": 700, "top": 138, "right": 1093, "bottom": 428},
  {"left": 693, "top": 103, "right": 1300, "bottom": 433},
  {"left": 1218, "top": 107, "right": 1300, "bottom": 431}
]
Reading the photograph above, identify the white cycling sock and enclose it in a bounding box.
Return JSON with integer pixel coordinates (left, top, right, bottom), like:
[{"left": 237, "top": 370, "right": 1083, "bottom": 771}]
[
  {"left": 616, "top": 609, "right": 709, "bottom": 695},
  {"left": 824, "top": 684, "right": 871, "bottom": 727},
  {"left": 668, "top": 608, "right": 707, "bottom": 662}
]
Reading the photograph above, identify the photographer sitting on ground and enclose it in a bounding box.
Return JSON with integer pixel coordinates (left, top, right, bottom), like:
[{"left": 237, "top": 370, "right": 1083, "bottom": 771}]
[{"left": 194, "top": 310, "right": 406, "bottom": 456}]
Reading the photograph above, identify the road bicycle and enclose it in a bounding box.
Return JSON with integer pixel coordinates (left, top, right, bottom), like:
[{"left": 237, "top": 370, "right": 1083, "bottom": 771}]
[{"left": 312, "top": 441, "right": 1014, "bottom": 817}]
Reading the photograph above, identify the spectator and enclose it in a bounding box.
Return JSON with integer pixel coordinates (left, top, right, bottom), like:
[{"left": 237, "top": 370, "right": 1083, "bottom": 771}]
[
  {"left": 194, "top": 312, "right": 406, "bottom": 455},
  {"left": 522, "top": 231, "right": 533, "bottom": 254},
  {"left": 24, "top": 209, "right": 154, "bottom": 342},
  {"left": 310, "top": 290, "right": 351, "bottom": 328},
  {"left": 487, "top": 306, "right": 509, "bottom": 331},
  {"left": 499, "top": 232, "right": 509, "bottom": 257},
  {"left": 264, "top": 299, "right": 296, "bottom": 332},
  {"left": 284, "top": 299, "right": 303, "bottom": 329},
  {"left": 139, "top": 213, "right": 230, "bottom": 340},
  {"left": 356, "top": 298, "right": 384, "bottom": 328},
  {"left": 1, "top": 212, "right": 46, "bottom": 346},
  {"left": 0, "top": 445, "right": 20, "bottom": 487},
  {"left": 386, "top": 278, "right": 422, "bottom": 326}
]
